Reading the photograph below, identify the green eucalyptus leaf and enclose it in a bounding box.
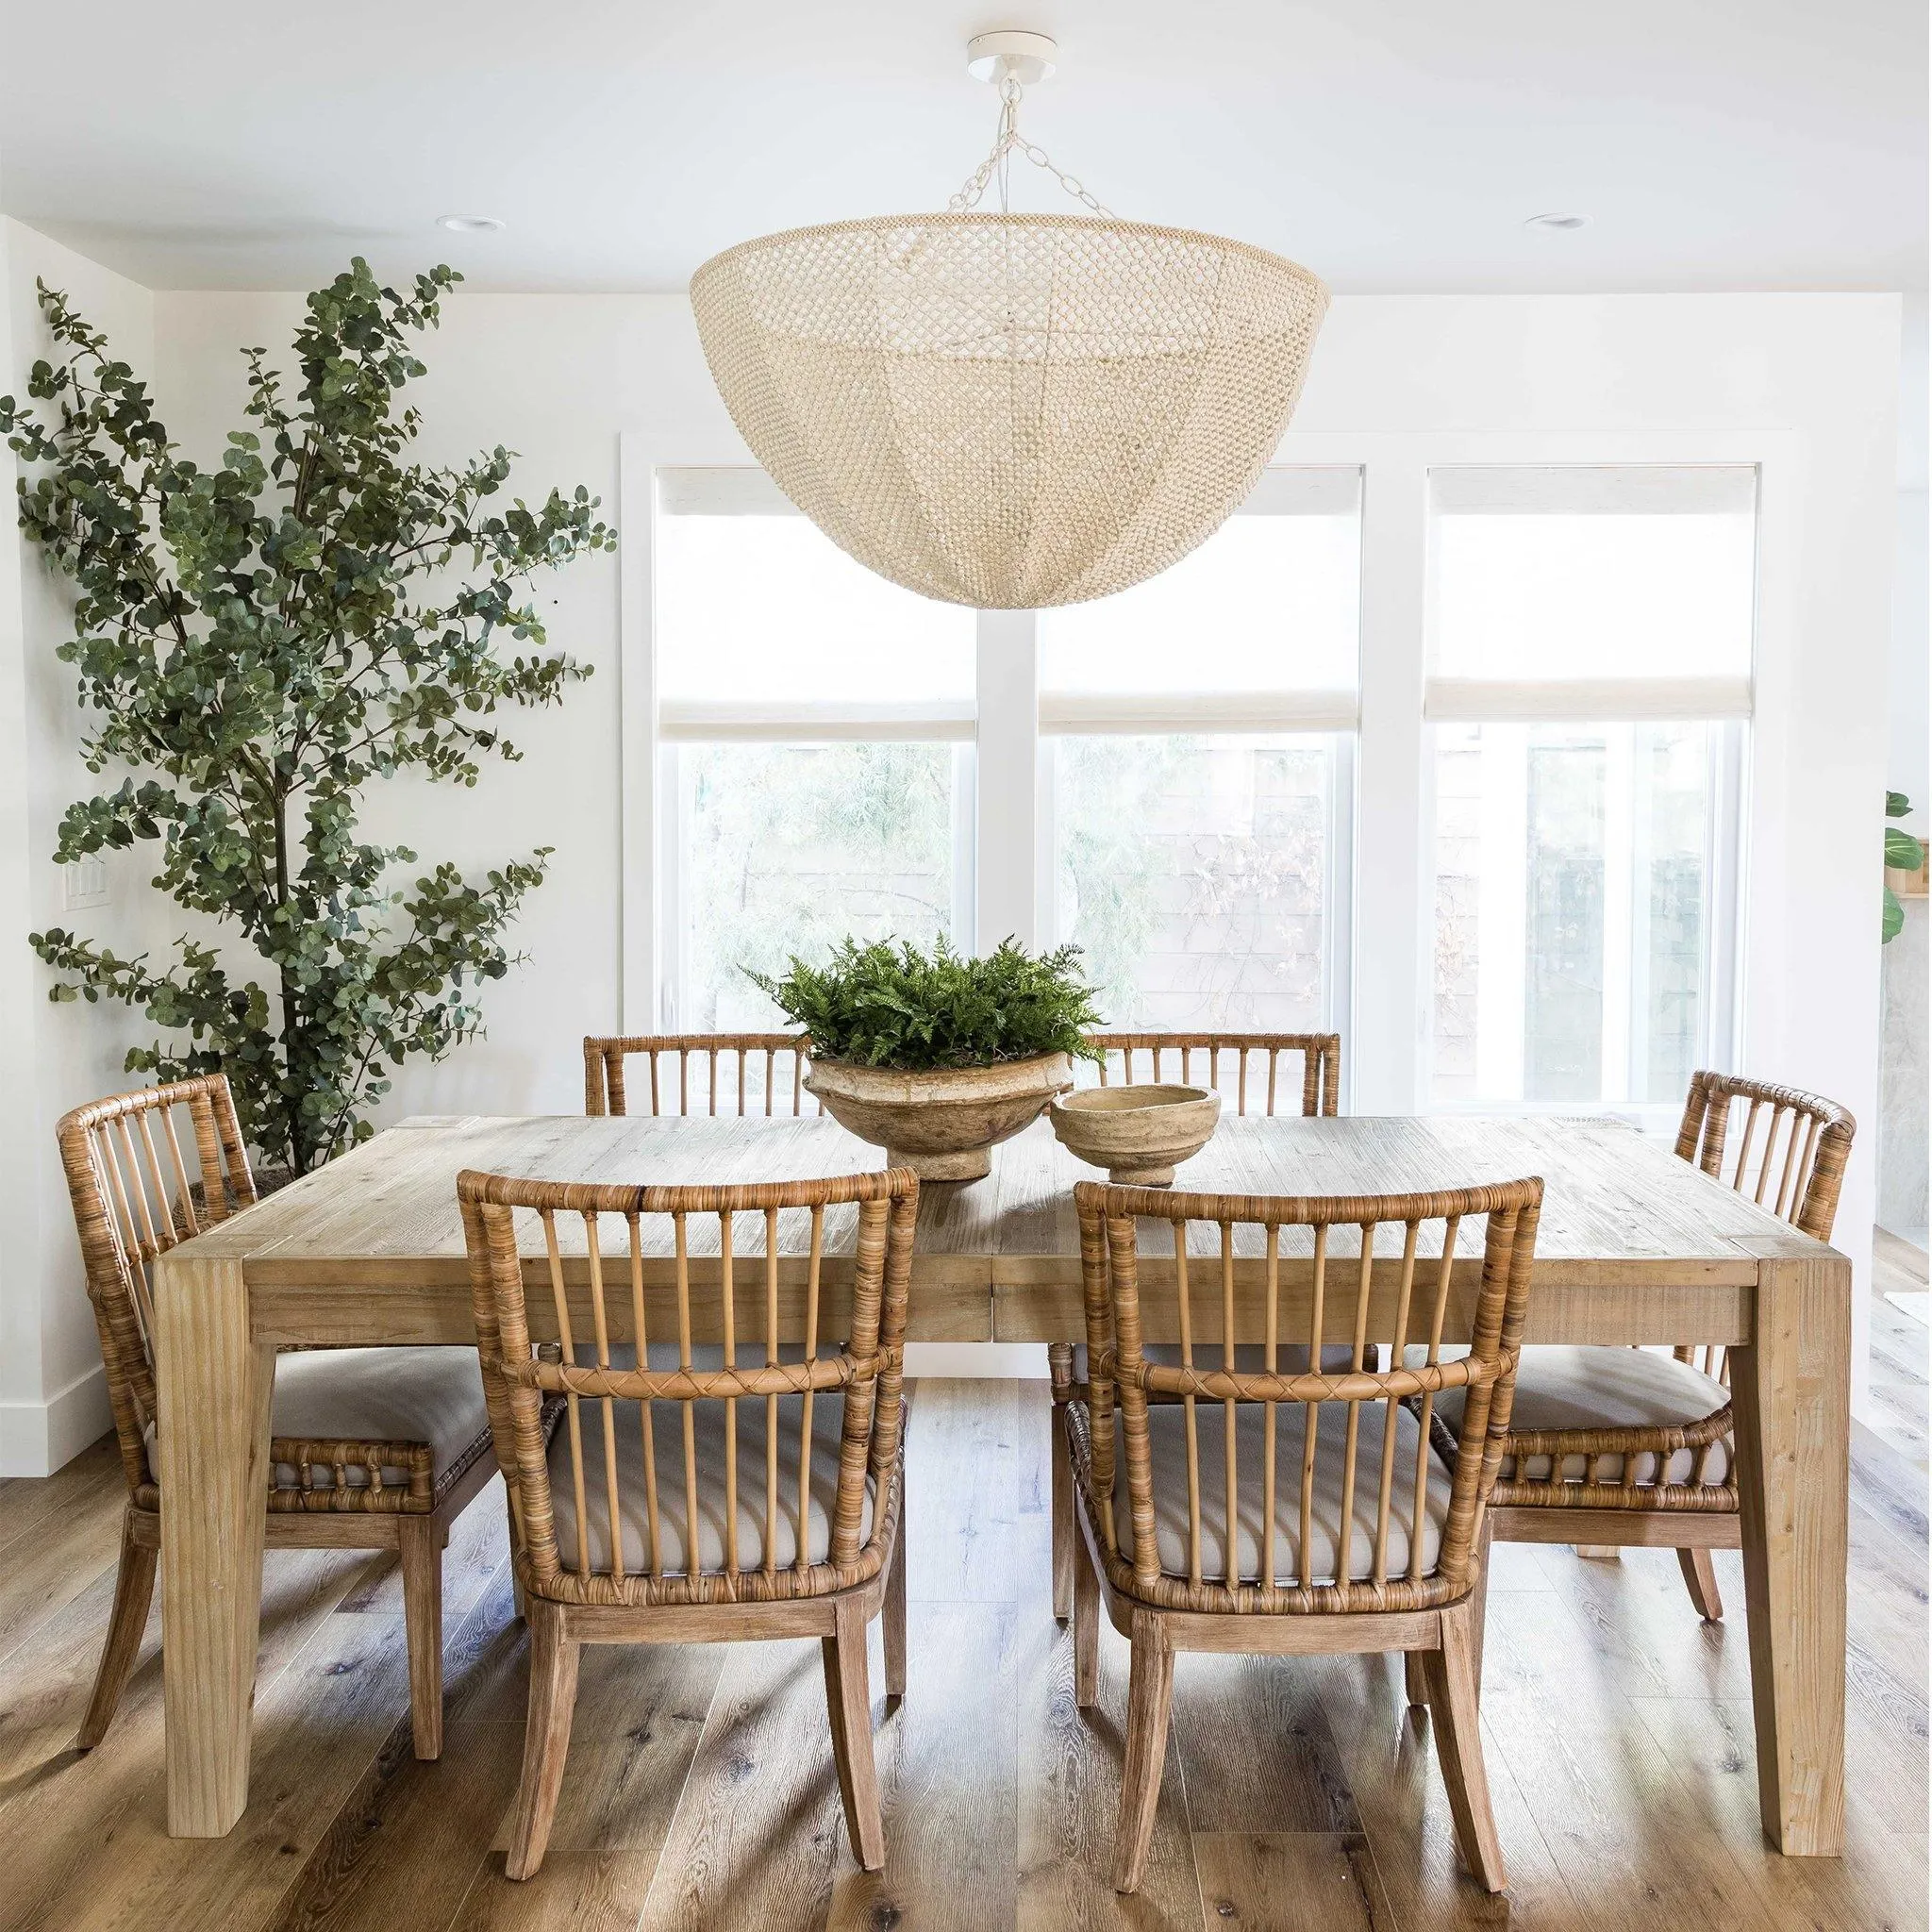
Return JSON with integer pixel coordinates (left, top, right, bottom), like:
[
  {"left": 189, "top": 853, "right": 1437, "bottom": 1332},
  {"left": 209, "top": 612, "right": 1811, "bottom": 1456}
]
[{"left": 13, "top": 263, "right": 612, "bottom": 1173}]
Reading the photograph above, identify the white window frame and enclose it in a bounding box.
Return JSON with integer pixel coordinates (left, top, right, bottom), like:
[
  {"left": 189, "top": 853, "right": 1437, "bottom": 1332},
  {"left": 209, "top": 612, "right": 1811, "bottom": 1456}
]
[
  {"left": 621, "top": 429, "right": 1794, "bottom": 1114},
  {"left": 1424, "top": 716, "right": 1746, "bottom": 1125},
  {"left": 1413, "top": 457, "right": 1762, "bottom": 1126}
]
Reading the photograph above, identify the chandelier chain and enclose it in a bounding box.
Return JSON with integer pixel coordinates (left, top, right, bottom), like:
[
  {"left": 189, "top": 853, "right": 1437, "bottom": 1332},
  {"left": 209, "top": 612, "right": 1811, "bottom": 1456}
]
[{"left": 946, "top": 73, "right": 1114, "bottom": 219}]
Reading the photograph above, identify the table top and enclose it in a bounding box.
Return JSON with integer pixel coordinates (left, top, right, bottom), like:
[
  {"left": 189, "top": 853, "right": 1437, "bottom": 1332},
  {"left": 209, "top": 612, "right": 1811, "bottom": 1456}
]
[{"left": 162, "top": 1111, "right": 1828, "bottom": 1349}]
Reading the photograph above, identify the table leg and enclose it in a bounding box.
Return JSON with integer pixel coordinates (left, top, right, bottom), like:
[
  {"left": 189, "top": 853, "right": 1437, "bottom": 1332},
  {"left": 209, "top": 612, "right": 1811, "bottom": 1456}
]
[
  {"left": 1729, "top": 1248, "right": 1849, "bottom": 1855},
  {"left": 155, "top": 1254, "right": 274, "bottom": 1837}
]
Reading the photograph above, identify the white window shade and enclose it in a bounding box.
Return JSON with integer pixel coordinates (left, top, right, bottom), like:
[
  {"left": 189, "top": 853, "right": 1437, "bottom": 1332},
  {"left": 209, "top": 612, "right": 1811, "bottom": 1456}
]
[
  {"left": 1427, "top": 465, "right": 1757, "bottom": 716},
  {"left": 1039, "top": 469, "right": 1362, "bottom": 716},
  {"left": 656, "top": 469, "right": 975, "bottom": 708}
]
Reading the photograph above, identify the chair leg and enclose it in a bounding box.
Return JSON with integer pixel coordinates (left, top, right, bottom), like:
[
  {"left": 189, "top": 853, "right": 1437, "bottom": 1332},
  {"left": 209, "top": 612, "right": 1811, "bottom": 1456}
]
[
  {"left": 1051, "top": 1400, "right": 1074, "bottom": 1622},
  {"left": 823, "top": 1592, "right": 886, "bottom": 1871},
  {"left": 399, "top": 1515, "right": 445, "bottom": 1760},
  {"left": 1111, "top": 1608, "right": 1174, "bottom": 1895},
  {"left": 1073, "top": 1511, "right": 1100, "bottom": 1710},
  {"left": 77, "top": 1507, "right": 158, "bottom": 1750},
  {"left": 1422, "top": 1600, "right": 1507, "bottom": 1893},
  {"left": 1676, "top": 1545, "right": 1724, "bottom": 1622},
  {"left": 506, "top": 1598, "right": 579, "bottom": 1881},
  {"left": 1470, "top": 1512, "right": 1494, "bottom": 1705},
  {"left": 884, "top": 1501, "right": 908, "bottom": 1701},
  {"left": 1403, "top": 1650, "right": 1429, "bottom": 1709}
]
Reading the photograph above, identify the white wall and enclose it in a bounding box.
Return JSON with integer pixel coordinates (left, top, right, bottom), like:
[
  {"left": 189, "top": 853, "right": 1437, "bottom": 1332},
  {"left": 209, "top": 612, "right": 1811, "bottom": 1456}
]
[
  {"left": 0, "top": 265, "right": 1902, "bottom": 1467},
  {"left": 1891, "top": 293, "right": 1928, "bottom": 818},
  {"left": 1, "top": 220, "right": 164, "bottom": 1471},
  {"left": 1879, "top": 291, "right": 1927, "bottom": 1239}
]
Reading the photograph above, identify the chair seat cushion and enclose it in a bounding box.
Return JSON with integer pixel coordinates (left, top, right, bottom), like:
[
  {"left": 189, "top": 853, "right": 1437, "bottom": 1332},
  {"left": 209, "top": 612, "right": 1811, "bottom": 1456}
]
[
  {"left": 144, "top": 1345, "right": 492, "bottom": 1496},
  {"left": 545, "top": 1346, "right": 879, "bottom": 1577},
  {"left": 1110, "top": 1397, "right": 1451, "bottom": 1587},
  {"left": 1413, "top": 1344, "right": 1731, "bottom": 1488}
]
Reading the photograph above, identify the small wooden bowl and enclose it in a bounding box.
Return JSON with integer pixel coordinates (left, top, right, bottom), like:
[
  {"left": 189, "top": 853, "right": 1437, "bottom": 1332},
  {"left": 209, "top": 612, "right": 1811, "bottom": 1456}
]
[{"left": 1048, "top": 1084, "right": 1223, "bottom": 1186}]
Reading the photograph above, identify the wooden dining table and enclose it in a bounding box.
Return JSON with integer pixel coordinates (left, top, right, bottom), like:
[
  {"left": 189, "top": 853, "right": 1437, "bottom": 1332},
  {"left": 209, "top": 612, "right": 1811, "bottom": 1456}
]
[{"left": 151, "top": 1109, "right": 1850, "bottom": 1857}]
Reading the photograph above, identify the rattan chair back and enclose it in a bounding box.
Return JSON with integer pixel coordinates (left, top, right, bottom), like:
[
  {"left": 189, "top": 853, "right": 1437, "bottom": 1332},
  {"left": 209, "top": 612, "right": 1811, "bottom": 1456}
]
[
  {"left": 458, "top": 1166, "right": 918, "bottom": 1608},
  {"left": 583, "top": 1033, "right": 814, "bottom": 1118},
  {"left": 57, "top": 1076, "right": 257, "bottom": 1502},
  {"left": 1674, "top": 1071, "right": 1853, "bottom": 1242},
  {"left": 1084, "top": 1032, "right": 1341, "bottom": 1116},
  {"left": 1074, "top": 1174, "right": 1541, "bottom": 1614},
  {"left": 1673, "top": 1072, "right": 1854, "bottom": 1383}
]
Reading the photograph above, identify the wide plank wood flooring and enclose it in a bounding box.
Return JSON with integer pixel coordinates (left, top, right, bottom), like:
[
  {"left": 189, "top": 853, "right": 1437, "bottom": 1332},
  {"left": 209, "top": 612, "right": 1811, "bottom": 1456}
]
[{"left": 0, "top": 1276, "right": 1923, "bottom": 1930}]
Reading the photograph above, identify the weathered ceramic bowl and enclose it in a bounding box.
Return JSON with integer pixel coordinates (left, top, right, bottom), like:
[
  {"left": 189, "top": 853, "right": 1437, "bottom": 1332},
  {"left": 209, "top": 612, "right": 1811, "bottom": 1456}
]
[
  {"left": 1048, "top": 1083, "right": 1223, "bottom": 1186},
  {"left": 805, "top": 1052, "right": 1074, "bottom": 1182}
]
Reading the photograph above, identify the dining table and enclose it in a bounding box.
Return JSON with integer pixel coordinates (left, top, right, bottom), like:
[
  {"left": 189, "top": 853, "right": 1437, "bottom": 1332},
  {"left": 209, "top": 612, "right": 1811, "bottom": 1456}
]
[{"left": 150, "top": 1108, "right": 1850, "bottom": 1856}]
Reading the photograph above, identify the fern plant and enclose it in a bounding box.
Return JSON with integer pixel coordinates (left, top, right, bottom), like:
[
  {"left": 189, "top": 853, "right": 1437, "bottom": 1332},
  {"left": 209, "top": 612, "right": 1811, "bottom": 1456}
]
[{"left": 750, "top": 937, "right": 1106, "bottom": 1071}]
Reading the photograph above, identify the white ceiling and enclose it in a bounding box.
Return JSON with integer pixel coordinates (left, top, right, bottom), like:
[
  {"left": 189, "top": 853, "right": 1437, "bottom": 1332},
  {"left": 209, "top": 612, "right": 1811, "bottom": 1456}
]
[{"left": 3, "top": 0, "right": 1924, "bottom": 294}]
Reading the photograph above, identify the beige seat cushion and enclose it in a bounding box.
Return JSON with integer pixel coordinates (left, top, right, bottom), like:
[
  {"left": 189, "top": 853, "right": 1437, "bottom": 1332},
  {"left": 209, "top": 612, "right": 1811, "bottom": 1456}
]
[
  {"left": 144, "top": 1345, "right": 492, "bottom": 1493},
  {"left": 1413, "top": 1344, "right": 1731, "bottom": 1487},
  {"left": 545, "top": 1346, "right": 878, "bottom": 1577},
  {"left": 1109, "top": 1397, "right": 1452, "bottom": 1587}
]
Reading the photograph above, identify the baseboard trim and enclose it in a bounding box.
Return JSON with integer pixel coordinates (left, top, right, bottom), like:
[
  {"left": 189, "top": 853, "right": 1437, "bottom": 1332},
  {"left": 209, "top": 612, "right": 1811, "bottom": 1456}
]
[{"left": 0, "top": 1362, "right": 110, "bottom": 1476}]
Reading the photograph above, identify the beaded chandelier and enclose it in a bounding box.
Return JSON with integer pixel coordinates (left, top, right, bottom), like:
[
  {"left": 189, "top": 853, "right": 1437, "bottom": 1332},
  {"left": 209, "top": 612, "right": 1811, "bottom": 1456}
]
[{"left": 689, "top": 34, "right": 1329, "bottom": 609}]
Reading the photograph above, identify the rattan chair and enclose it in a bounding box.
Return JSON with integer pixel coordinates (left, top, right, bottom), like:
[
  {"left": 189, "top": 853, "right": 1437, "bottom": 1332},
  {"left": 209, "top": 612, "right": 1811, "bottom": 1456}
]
[
  {"left": 1067, "top": 1174, "right": 1542, "bottom": 1892},
  {"left": 58, "top": 1075, "right": 498, "bottom": 1759},
  {"left": 582, "top": 1033, "right": 813, "bottom": 1117},
  {"left": 458, "top": 1163, "right": 918, "bottom": 1879},
  {"left": 1082, "top": 1031, "right": 1341, "bottom": 1117},
  {"left": 1050, "top": 1031, "right": 1343, "bottom": 1619},
  {"left": 1421, "top": 1071, "right": 1853, "bottom": 1635}
]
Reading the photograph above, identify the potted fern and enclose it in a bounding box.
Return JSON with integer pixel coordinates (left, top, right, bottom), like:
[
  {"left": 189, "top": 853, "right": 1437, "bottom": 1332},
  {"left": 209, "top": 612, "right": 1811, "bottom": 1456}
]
[{"left": 752, "top": 937, "right": 1104, "bottom": 1180}]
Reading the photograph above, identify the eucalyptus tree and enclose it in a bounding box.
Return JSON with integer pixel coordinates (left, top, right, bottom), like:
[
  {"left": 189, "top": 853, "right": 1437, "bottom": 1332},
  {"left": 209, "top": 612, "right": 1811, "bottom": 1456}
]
[{"left": 2, "top": 259, "right": 614, "bottom": 1172}]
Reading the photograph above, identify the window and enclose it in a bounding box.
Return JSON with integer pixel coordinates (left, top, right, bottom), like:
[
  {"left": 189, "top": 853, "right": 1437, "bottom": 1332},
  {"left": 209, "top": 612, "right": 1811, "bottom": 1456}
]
[
  {"left": 1040, "top": 471, "right": 1361, "bottom": 700},
  {"left": 1042, "top": 470, "right": 1361, "bottom": 1045},
  {"left": 656, "top": 471, "right": 974, "bottom": 1029},
  {"left": 639, "top": 450, "right": 1767, "bottom": 1118},
  {"left": 672, "top": 742, "right": 962, "bottom": 1030},
  {"left": 656, "top": 470, "right": 974, "bottom": 707},
  {"left": 1426, "top": 468, "right": 1753, "bottom": 1109},
  {"left": 1431, "top": 721, "right": 1737, "bottom": 1107},
  {"left": 1429, "top": 467, "right": 1757, "bottom": 687},
  {"left": 1056, "top": 734, "right": 1345, "bottom": 1033}
]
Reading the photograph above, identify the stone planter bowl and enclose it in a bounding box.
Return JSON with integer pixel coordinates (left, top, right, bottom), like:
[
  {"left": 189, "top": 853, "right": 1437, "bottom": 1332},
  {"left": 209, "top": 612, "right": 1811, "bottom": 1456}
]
[
  {"left": 804, "top": 1052, "right": 1074, "bottom": 1182},
  {"left": 1048, "top": 1083, "right": 1223, "bottom": 1186}
]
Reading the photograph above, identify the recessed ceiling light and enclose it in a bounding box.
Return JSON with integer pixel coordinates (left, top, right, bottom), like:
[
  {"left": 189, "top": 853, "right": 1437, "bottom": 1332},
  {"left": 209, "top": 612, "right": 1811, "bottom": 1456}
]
[
  {"left": 436, "top": 213, "right": 505, "bottom": 234},
  {"left": 1524, "top": 211, "right": 1590, "bottom": 231}
]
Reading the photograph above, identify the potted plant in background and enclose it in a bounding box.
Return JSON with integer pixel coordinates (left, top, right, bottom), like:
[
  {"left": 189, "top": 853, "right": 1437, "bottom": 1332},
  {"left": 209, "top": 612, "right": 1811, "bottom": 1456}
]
[
  {"left": 2, "top": 259, "right": 614, "bottom": 1178},
  {"left": 1884, "top": 791, "right": 1925, "bottom": 942},
  {"left": 752, "top": 936, "right": 1104, "bottom": 1179}
]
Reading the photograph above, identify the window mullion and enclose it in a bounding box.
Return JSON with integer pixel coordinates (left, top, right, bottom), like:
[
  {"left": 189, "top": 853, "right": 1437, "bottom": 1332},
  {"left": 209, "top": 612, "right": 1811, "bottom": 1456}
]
[
  {"left": 1354, "top": 460, "right": 1430, "bottom": 1110},
  {"left": 975, "top": 608, "right": 1040, "bottom": 951},
  {"left": 1601, "top": 724, "right": 1637, "bottom": 1105}
]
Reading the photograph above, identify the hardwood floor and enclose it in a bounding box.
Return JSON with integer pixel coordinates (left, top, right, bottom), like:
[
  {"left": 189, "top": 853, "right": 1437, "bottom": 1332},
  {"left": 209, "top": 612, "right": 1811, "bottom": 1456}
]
[
  {"left": 1868, "top": 1230, "right": 1929, "bottom": 1476},
  {"left": 0, "top": 1332, "right": 1923, "bottom": 1930}
]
